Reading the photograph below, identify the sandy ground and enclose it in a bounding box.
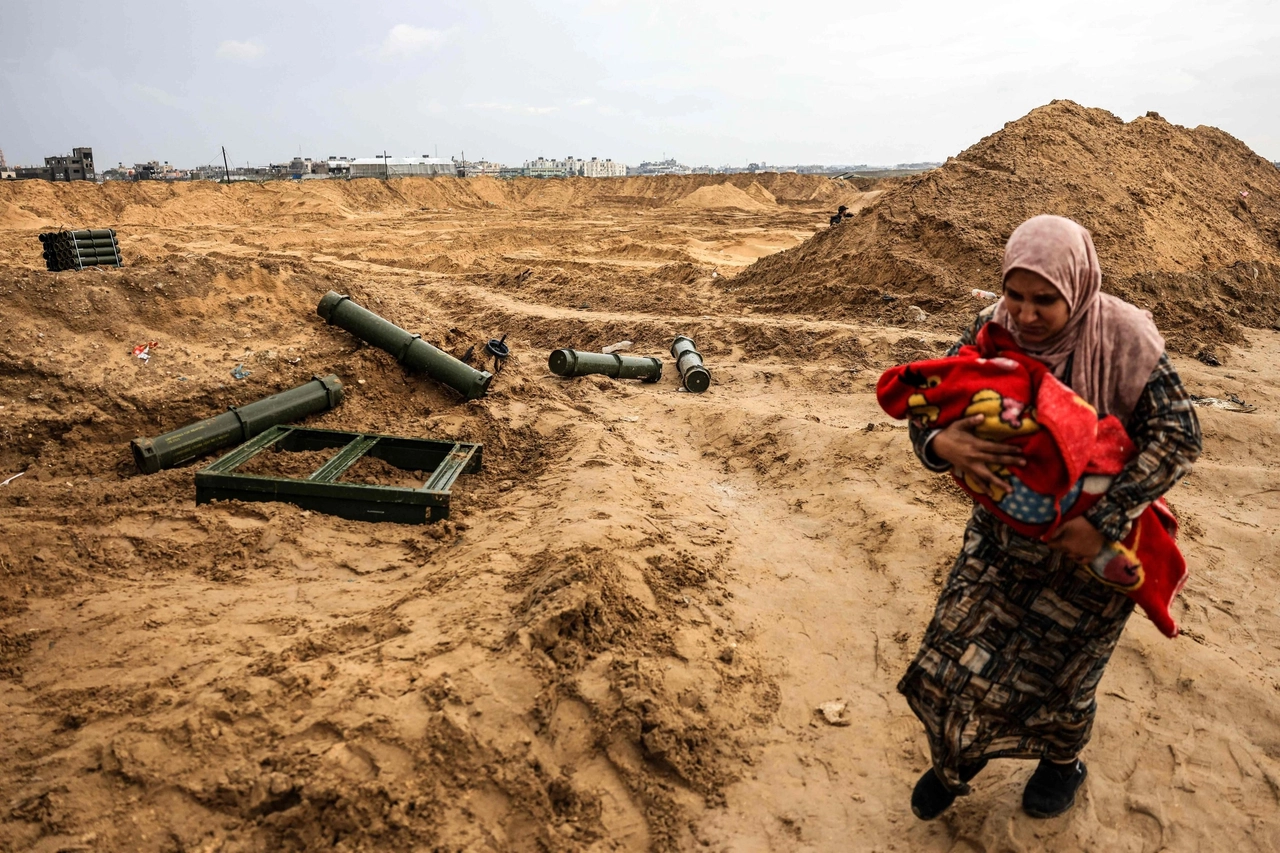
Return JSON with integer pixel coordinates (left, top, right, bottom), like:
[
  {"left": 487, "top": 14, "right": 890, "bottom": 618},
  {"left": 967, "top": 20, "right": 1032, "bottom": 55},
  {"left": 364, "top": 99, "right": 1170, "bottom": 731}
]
[{"left": 1, "top": 175, "right": 1278, "bottom": 852}]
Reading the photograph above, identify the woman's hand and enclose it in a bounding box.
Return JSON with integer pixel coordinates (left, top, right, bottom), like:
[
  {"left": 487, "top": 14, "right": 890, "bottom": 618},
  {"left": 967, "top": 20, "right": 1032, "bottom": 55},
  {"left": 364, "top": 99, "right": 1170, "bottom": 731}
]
[
  {"left": 930, "top": 414, "right": 1025, "bottom": 493},
  {"left": 1045, "top": 517, "right": 1105, "bottom": 562}
]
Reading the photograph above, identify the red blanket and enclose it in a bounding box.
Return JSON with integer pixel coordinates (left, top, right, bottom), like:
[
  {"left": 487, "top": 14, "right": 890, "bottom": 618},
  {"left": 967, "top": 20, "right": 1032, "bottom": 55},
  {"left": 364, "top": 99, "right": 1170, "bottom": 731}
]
[{"left": 877, "top": 323, "right": 1185, "bottom": 638}]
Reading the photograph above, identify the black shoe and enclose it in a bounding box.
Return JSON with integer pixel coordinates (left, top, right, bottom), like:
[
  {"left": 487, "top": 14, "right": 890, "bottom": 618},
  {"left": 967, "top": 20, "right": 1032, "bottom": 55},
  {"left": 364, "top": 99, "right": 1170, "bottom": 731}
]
[
  {"left": 1022, "top": 758, "right": 1088, "bottom": 818},
  {"left": 911, "top": 759, "right": 988, "bottom": 821}
]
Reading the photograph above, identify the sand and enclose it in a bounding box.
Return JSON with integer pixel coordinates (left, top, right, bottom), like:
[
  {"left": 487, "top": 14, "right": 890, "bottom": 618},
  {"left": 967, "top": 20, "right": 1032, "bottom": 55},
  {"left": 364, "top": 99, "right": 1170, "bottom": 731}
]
[{"left": 1, "top": 119, "right": 1279, "bottom": 852}]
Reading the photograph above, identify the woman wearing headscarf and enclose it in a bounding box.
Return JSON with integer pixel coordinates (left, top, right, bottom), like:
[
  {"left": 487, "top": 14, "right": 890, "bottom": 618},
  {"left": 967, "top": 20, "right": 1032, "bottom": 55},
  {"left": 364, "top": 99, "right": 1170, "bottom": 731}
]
[{"left": 900, "top": 215, "right": 1202, "bottom": 819}]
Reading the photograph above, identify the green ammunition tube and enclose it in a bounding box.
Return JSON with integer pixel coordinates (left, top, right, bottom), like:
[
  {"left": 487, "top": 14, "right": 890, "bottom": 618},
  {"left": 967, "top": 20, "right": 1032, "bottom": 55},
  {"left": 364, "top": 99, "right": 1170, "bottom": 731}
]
[
  {"left": 130, "top": 374, "right": 344, "bottom": 474},
  {"left": 316, "top": 291, "right": 492, "bottom": 401},
  {"left": 547, "top": 349, "right": 663, "bottom": 382},
  {"left": 670, "top": 335, "right": 711, "bottom": 393},
  {"left": 63, "top": 247, "right": 118, "bottom": 257},
  {"left": 67, "top": 229, "right": 116, "bottom": 240}
]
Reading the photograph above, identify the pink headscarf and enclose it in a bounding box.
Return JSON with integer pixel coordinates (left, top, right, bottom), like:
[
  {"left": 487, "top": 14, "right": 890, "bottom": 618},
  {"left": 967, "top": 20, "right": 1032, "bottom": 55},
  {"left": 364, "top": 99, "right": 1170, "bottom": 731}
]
[{"left": 991, "top": 215, "right": 1165, "bottom": 422}]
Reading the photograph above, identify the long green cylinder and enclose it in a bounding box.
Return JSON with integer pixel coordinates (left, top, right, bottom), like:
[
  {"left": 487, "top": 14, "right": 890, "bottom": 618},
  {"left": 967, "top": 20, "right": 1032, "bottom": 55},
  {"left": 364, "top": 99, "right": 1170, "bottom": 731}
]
[
  {"left": 40, "top": 230, "right": 115, "bottom": 243},
  {"left": 59, "top": 248, "right": 118, "bottom": 257},
  {"left": 547, "top": 349, "right": 663, "bottom": 382},
  {"left": 130, "top": 374, "right": 344, "bottom": 474},
  {"left": 670, "top": 335, "right": 711, "bottom": 393},
  {"left": 67, "top": 238, "right": 118, "bottom": 249},
  {"left": 47, "top": 247, "right": 117, "bottom": 257},
  {"left": 45, "top": 248, "right": 117, "bottom": 257},
  {"left": 317, "top": 291, "right": 492, "bottom": 401}
]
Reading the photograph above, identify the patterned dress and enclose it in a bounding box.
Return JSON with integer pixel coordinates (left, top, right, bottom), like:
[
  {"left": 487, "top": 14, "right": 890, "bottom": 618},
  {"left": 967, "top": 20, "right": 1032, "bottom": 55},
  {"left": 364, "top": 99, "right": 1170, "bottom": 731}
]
[{"left": 898, "top": 313, "right": 1203, "bottom": 791}]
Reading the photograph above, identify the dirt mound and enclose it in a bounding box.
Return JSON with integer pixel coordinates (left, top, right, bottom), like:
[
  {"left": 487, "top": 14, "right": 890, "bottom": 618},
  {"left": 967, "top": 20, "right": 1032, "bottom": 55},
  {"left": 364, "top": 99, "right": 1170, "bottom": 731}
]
[
  {"left": 731, "top": 100, "right": 1280, "bottom": 349},
  {"left": 742, "top": 182, "right": 778, "bottom": 206},
  {"left": 0, "top": 173, "right": 854, "bottom": 232},
  {"left": 673, "top": 184, "right": 771, "bottom": 212}
]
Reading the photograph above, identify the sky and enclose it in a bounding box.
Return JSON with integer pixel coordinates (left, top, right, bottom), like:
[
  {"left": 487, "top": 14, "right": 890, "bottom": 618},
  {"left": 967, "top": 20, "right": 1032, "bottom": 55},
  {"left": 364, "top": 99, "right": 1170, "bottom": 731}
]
[{"left": 2, "top": 0, "right": 1278, "bottom": 170}]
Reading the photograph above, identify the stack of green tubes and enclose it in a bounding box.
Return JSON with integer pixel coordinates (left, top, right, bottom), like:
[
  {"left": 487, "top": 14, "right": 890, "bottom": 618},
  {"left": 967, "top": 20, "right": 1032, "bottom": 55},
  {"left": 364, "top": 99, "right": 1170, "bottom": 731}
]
[{"left": 38, "top": 229, "right": 122, "bottom": 271}]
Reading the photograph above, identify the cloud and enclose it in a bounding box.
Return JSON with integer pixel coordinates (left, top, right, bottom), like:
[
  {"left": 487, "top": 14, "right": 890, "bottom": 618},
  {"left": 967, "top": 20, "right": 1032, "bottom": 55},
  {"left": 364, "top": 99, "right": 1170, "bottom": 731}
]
[
  {"left": 216, "top": 39, "right": 265, "bottom": 62},
  {"left": 135, "top": 84, "right": 185, "bottom": 109},
  {"left": 381, "top": 24, "right": 448, "bottom": 57},
  {"left": 571, "top": 97, "right": 596, "bottom": 107},
  {"left": 466, "top": 102, "right": 559, "bottom": 115}
]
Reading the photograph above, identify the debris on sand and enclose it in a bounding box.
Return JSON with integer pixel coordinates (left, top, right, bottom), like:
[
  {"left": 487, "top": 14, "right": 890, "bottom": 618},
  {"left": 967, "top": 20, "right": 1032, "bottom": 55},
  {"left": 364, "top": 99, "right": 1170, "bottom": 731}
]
[
  {"left": 817, "top": 701, "right": 852, "bottom": 726},
  {"left": 1190, "top": 394, "right": 1257, "bottom": 413}
]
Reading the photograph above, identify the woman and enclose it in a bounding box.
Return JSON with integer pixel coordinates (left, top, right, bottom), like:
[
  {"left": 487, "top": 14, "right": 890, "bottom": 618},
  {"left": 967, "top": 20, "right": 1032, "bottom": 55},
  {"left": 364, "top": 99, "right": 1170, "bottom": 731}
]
[{"left": 900, "top": 215, "right": 1202, "bottom": 820}]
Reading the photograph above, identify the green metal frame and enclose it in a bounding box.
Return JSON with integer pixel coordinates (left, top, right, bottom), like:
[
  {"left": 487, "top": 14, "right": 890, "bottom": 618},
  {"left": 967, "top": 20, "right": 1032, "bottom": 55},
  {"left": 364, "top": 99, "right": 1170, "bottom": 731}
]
[{"left": 195, "top": 426, "right": 482, "bottom": 524}]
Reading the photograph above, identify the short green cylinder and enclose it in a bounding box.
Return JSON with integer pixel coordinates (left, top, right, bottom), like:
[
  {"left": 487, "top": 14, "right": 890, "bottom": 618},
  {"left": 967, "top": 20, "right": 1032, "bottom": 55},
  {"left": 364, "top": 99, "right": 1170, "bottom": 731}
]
[
  {"left": 547, "top": 349, "right": 663, "bottom": 382},
  {"left": 670, "top": 336, "right": 711, "bottom": 393}
]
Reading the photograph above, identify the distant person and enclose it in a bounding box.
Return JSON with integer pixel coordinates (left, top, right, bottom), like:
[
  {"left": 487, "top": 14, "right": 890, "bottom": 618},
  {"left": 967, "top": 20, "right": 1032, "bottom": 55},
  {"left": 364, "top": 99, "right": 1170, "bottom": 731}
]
[
  {"left": 829, "top": 204, "right": 852, "bottom": 226},
  {"left": 894, "top": 215, "right": 1201, "bottom": 820}
]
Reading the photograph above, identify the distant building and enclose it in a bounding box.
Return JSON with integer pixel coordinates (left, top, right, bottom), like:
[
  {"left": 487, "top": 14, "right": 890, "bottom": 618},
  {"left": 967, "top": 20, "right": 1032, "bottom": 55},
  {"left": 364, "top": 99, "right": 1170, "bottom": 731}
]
[
  {"left": 455, "top": 158, "right": 504, "bottom": 177},
  {"left": 132, "top": 161, "right": 167, "bottom": 180},
  {"left": 14, "top": 147, "right": 95, "bottom": 181},
  {"left": 349, "top": 156, "right": 455, "bottom": 179},
  {"left": 517, "top": 155, "right": 628, "bottom": 178},
  {"left": 581, "top": 157, "right": 626, "bottom": 178},
  {"left": 186, "top": 164, "right": 226, "bottom": 181},
  {"left": 633, "top": 158, "right": 691, "bottom": 176},
  {"left": 126, "top": 162, "right": 189, "bottom": 183},
  {"left": 523, "top": 156, "right": 568, "bottom": 178}
]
